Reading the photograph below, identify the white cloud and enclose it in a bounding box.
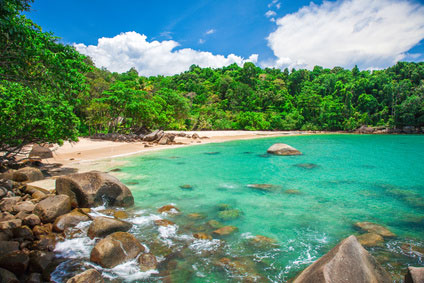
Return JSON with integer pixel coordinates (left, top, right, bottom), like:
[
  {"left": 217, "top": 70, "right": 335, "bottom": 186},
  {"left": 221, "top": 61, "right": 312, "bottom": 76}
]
[
  {"left": 276, "top": 3, "right": 281, "bottom": 9},
  {"left": 75, "top": 31, "right": 258, "bottom": 76},
  {"left": 268, "top": 0, "right": 279, "bottom": 8},
  {"left": 267, "top": 0, "right": 424, "bottom": 70},
  {"left": 265, "top": 10, "right": 277, "bottom": 17},
  {"left": 205, "top": 29, "right": 216, "bottom": 35},
  {"left": 199, "top": 39, "right": 205, "bottom": 44}
]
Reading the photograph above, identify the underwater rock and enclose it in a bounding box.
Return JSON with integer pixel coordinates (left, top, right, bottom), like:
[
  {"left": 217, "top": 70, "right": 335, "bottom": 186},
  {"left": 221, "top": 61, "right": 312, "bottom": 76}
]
[
  {"left": 34, "top": 195, "right": 71, "bottom": 223},
  {"left": 56, "top": 171, "right": 134, "bottom": 208},
  {"left": 204, "top": 152, "right": 220, "bottom": 155},
  {"left": 294, "top": 163, "right": 319, "bottom": 169},
  {"left": 154, "top": 219, "right": 175, "bottom": 227},
  {"left": 216, "top": 257, "right": 265, "bottom": 282},
  {"left": 193, "top": 232, "right": 212, "bottom": 240},
  {"left": 213, "top": 226, "right": 238, "bottom": 236},
  {"left": 293, "top": 235, "right": 391, "bottom": 283},
  {"left": 250, "top": 235, "right": 277, "bottom": 246},
  {"left": 217, "top": 204, "right": 232, "bottom": 211},
  {"left": 267, "top": 143, "right": 302, "bottom": 156},
  {"left": 207, "top": 220, "right": 223, "bottom": 229},
  {"left": 109, "top": 168, "right": 121, "bottom": 172},
  {"left": 405, "top": 267, "right": 424, "bottom": 283},
  {"left": 138, "top": 253, "right": 158, "bottom": 272},
  {"left": 187, "top": 213, "right": 205, "bottom": 220},
  {"left": 247, "top": 184, "right": 278, "bottom": 192},
  {"left": 87, "top": 216, "right": 132, "bottom": 239},
  {"left": 354, "top": 222, "right": 396, "bottom": 237},
  {"left": 356, "top": 233, "right": 384, "bottom": 247},
  {"left": 284, "top": 189, "right": 302, "bottom": 195},
  {"left": 52, "top": 209, "right": 90, "bottom": 232},
  {"left": 66, "top": 268, "right": 104, "bottom": 283},
  {"left": 218, "top": 209, "right": 241, "bottom": 221},
  {"left": 90, "top": 232, "right": 144, "bottom": 268},
  {"left": 158, "top": 205, "right": 180, "bottom": 214},
  {"left": 179, "top": 184, "right": 193, "bottom": 190}
]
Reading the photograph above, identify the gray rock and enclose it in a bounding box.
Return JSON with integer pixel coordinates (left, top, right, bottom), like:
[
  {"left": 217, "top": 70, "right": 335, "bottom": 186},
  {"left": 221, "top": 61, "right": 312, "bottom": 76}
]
[
  {"left": 143, "top": 130, "right": 164, "bottom": 142},
  {"left": 87, "top": 216, "right": 132, "bottom": 239},
  {"left": 34, "top": 195, "right": 71, "bottom": 223},
  {"left": 56, "top": 171, "right": 134, "bottom": 208},
  {"left": 405, "top": 267, "right": 424, "bottom": 283},
  {"left": 29, "top": 144, "right": 53, "bottom": 159},
  {"left": 292, "top": 235, "right": 391, "bottom": 283},
  {"left": 267, "top": 143, "right": 302, "bottom": 156}
]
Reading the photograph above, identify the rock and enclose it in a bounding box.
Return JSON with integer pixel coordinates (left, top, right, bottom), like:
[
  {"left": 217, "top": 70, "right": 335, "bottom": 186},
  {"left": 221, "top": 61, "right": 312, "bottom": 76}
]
[
  {"left": 13, "top": 201, "right": 35, "bottom": 214},
  {"left": 113, "top": 211, "right": 128, "bottom": 219},
  {"left": 29, "top": 251, "right": 54, "bottom": 273},
  {"left": 216, "top": 257, "right": 264, "bottom": 282},
  {"left": 217, "top": 203, "right": 232, "bottom": 211},
  {"left": 218, "top": 209, "right": 241, "bottom": 221},
  {"left": 0, "top": 250, "right": 30, "bottom": 274},
  {"left": 29, "top": 144, "right": 53, "bottom": 159},
  {"left": 138, "top": 253, "right": 158, "bottom": 272},
  {"left": 158, "top": 204, "right": 180, "bottom": 214},
  {"left": 356, "top": 233, "right": 384, "bottom": 247},
  {"left": 12, "top": 167, "right": 44, "bottom": 182},
  {"left": 267, "top": 143, "right": 302, "bottom": 156},
  {"left": 66, "top": 268, "right": 104, "bottom": 283},
  {"left": 56, "top": 171, "right": 134, "bottom": 208},
  {"left": 30, "top": 234, "right": 56, "bottom": 251},
  {"left": 32, "top": 224, "right": 52, "bottom": 238},
  {"left": 0, "top": 219, "right": 22, "bottom": 230},
  {"left": 90, "top": 232, "right": 144, "bottom": 268},
  {"left": 403, "top": 126, "right": 417, "bottom": 134},
  {"left": 34, "top": 195, "right": 71, "bottom": 223},
  {"left": 193, "top": 233, "right": 212, "bottom": 240},
  {"left": 0, "top": 187, "right": 7, "bottom": 199},
  {"left": 188, "top": 213, "right": 205, "bottom": 220},
  {"left": 0, "top": 197, "right": 20, "bottom": 213},
  {"left": 357, "top": 125, "right": 375, "bottom": 134},
  {"left": 179, "top": 184, "right": 193, "bottom": 190},
  {"left": 212, "top": 226, "right": 238, "bottom": 236},
  {"left": 27, "top": 273, "right": 43, "bottom": 283},
  {"left": 207, "top": 220, "right": 223, "bottom": 229},
  {"left": 284, "top": 189, "right": 302, "bottom": 195},
  {"left": 405, "top": 267, "right": 424, "bottom": 283},
  {"left": 292, "top": 235, "right": 391, "bottom": 283},
  {"left": 0, "top": 212, "right": 15, "bottom": 222},
  {"left": 354, "top": 222, "right": 396, "bottom": 237},
  {"left": 24, "top": 185, "right": 50, "bottom": 195},
  {"left": 250, "top": 235, "right": 277, "bottom": 246},
  {"left": 154, "top": 219, "right": 175, "bottom": 227},
  {"left": 0, "top": 267, "right": 19, "bottom": 283},
  {"left": 12, "top": 225, "right": 33, "bottom": 241},
  {"left": 87, "top": 216, "right": 132, "bottom": 239},
  {"left": 247, "top": 184, "right": 278, "bottom": 192},
  {"left": 192, "top": 133, "right": 200, "bottom": 139},
  {"left": 294, "top": 163, "right": 319, "bottom": 169},
  {"left": 0, "top": 241, "right": 19, "bottom": 257},
  {"left": 158, "top": 135, "right": 169, "bottom": 145},
  {"left": 23, "top": 214, "right": 41, "bottom": 227},
  {"left": 143, "top": 130, "right": 164, "bottom": 142},
  {"left": 52, "top": 209, "right": 90, "bottom": 232}
]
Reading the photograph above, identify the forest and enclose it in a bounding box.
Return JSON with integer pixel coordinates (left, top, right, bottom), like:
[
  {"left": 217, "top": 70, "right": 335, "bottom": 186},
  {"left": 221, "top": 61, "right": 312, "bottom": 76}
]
[{"left": 1, "top": 0, "right": 424, "bottom": 156}]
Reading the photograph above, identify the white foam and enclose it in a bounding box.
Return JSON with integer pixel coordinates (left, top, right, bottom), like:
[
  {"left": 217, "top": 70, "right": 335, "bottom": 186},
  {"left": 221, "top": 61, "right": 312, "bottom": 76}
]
[
  {"left": 189, "top": 239, "right": 222, "bottom": 254},
  {"left": 54, "top": 237, "right": 96, "bottom": 258},
  {"left": 102, "top": 259, "right": 158, "bottom": 282},
  {"left": 131, "top": 214, "right": 161, "bottom": 225}
]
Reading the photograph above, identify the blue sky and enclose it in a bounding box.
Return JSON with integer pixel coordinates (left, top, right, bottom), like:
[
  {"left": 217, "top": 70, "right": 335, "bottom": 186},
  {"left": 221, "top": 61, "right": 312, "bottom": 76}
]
[{"left": 27, "top": 0, "right": 424, "bottom": 76}]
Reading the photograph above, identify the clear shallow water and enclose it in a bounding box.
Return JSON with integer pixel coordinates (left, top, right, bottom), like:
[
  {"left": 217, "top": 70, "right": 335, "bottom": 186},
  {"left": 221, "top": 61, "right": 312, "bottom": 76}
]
[{"left": 53, "top": 135, "right": 424, "bottom": 282}]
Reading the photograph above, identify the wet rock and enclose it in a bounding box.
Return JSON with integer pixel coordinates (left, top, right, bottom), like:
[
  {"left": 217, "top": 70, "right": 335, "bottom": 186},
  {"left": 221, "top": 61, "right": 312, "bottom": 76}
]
[
  {"left": 0, "top": 219, "right": 22, "bottom": 230},
  {"left": 405, "top": 267, "right": 424, "bottom": 283},
  {"left": 356, "top": 233, "right": 384, "bottom": 247},
  {"left": 267, "top": 143, "right": 302, "bottom": 156},
  {"left": 90, "top": 232, "right": 144, "bottom": 268},
  {"left": 29, "top": 144, "right": 53, "bottom": 159},
  {"left": 27, "top": 273, "right": 43, "bottom": 283},
  {"left": 158, "top": 205, "right": 180, "bottom": 214},
  {"left": 29, "top": 251, "right": 54, "bottom": 273},
  {"left": 0, "top": 250, "right": 30, "bottom": 274},
  {"left": 294, "top": 163, "right": 319, "bottom": 169},
  {"left": 32, "top": 224, "right": 52, "bottom": 238},
  {"left": 354, "top": 222, "right": 396, "bottom": 237},
  {"left": 138, "top": 253, "right": 158, "bottom": 272},
  {"left": 12, "top": 167, "right": 44, "bottom": 182},
  {"left": 216, "top": 257, "right": 264, "bottom": 282},
  {"left": 87, "top": 216, "right": 132, "bottom": 239},
  {"left": 187, "top": 213, "right": 205, "bottom": 220},
  {"left": 113, "top": 210, "right": 128, "bottom": 219},
  {"left": 0, "top": 267, "right": 18, "bottom": 283},
  {"left": 34, "top": 195, "right": 71, "bottom": 223},
  {"left": 179, "top": 184, "right": 193, "bottom": 190},
  {"left": 30, "top": 234, "right": 56, "bottom": 251},
  {"left": 292, "top": 235, "right": 391, "bottom": 283},
  {"left": 207, "top": 220, "right": 223, "bottom": 229},
  {"left": 204, "top": 151, "right": 219, "bottom": 155},
  {"left": 53, "top": 209, "right": 90, "bottom": 232},
  {"left": 213, "top": 226, "right": 238, "bottom": 236},
  {"left": 193, "top": 233, "right": 212, "bottom": 240},
  {"left": 154, "top": 219, "right": 175, "bottom": 227},
  {"left": 250, "top": 235, "right": 277, "bottom": 246},
  {"left": 66, "top": 268, "right": 104, "bottom": 283},
  {"left": 56, "top": 171, "right": 134, "bottom": 208},
  {"left": 218, "top": 209, "right": 241, "bottom": 221},
  {"left": 0, "top": 241, "right": 19, "bottom": 257}
]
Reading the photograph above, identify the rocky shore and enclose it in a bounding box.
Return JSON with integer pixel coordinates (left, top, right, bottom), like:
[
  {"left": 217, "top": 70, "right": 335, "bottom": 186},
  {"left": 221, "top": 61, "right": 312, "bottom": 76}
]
[{"left": 0, "top": 144, "right": 423, "bottom": 282}]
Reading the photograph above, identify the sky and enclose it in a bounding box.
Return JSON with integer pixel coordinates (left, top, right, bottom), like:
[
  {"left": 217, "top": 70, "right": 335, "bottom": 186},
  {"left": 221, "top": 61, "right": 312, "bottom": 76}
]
[{"left": 26, "top": 0, "right": 424, "bottom": 76}]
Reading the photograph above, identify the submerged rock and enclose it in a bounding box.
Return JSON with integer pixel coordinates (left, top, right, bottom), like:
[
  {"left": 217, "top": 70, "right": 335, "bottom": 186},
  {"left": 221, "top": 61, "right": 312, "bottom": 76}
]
[
  {"left": 33, "top": 195, "right": 71, "bottom": 223},
  {"left": 354, "top": 222, "right": 396, "bottom": 237},
  {"left": 207, "top": 220, "right": 223, "bottom": 229},
  {"left": 90, "top": 232, "right": 144, "bottom": 268},
  {"left": 193, "top": 233, "right": 212, "bottom": 240},
  {"left": 216, "top": 257, "right": 264, "bottom": 282},
  {"left": 250, "top": 235, "right": 277, "bottom": 246},
  {"left": 154, "top": 219, "right": 175, "bottom": 227},
  {"left": 356, "top": 233, "right": 384, "bottom": 247},
  {"left": 87, "top": 216, "right": 132, "bottom": 239},
  {"left": 179, "top": 184, "right": 193, "bottom": 190},
  {"left": 247, "top": 184, "right": 278, "bottom": 192},
  {"left": 56, "top": 171, "right": 134, "bottom": 208},
  {"left": 187, "top": 213, "right": 205, "bottom": 220},
  {"left": 284, "top": 189, "right": 302, "bottom": 195},
  {"left": 267, "top": 143, "right": 302, "bottom": 156},
  {"left": 138, "top": 253, "right": 158, "bottom": 272},
  {"left": 158, "top": 204, "right": 180, "bottom": 214},
  {"left": 66, "top": 268, "right": 104, "bottom": 283},
  {"left": 212, "top": 226, "right": 238, "bottom": 236},
  {"left": 294, "top": 163, "right": 319, "bottom": 169},
  {"left": 405, "top": 267, "right": 424, "bottom": 283},
  {"left": 218, "top": 209, "right": 241, "bottom": 221},
  {"left": 292, "top": 235, "right": 391, "bottom": 283}
]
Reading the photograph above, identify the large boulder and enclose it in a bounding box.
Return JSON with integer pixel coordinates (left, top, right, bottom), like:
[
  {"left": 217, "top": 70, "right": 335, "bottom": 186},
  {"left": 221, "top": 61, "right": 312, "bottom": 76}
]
[
  {"left": 56, "top": 171, "right": 134, "bottom": 208},
  {"left": 292, "top": 235, "right": 391, "bottom": 283},
  {"left": 90, "top": 232, "right": 144, "bottom": 268},
  {"left": 66, "top": 269, "right": 104, "bottom": 283},
  {"left": 53, "top": 209, "right": 91, "bottom": 232},
  {"left": 12, "top": 167, "right": 44, "bottom": 182},
  {"left": 143, "top": 130, "right": 164, "bottom": 142},
  {"left": 405, "top": 267, "right": 424, "bottom": 283},
  {"left": 0, "top": 241, "right": 19, "bottom": 257},
  {"left": 29, "top": 144, "right": 53, "bottom": 159},
  {"left": 267, "top": 143, "right": 302, "bottom": 156},
  {"left": 87, "top": 216, "right": 132, "bottom": 239},
  {"left": 0, "top": 250, "right": 30, "bottom": 274},
  {"left": 34, "top": 195, "right": 71, "bottom": 223}
]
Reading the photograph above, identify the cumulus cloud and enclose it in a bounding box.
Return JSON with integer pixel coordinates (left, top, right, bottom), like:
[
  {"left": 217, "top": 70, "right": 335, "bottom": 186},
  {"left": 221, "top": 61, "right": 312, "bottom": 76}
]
[
  {"left": 75, "top": 32, "right": 258, "bottom": 76},
  {"left": 265, "top": 10, "right": 276, "bottom": 17},
  {"left": 267, "top": 0, "right": 424, "bottom": 70},
  {"left": 205, "top": 29, "right": 216, "bottom": 35}
]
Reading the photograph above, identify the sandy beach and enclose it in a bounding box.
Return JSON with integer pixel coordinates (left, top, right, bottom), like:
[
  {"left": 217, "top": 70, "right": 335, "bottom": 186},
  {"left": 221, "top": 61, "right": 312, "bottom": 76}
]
[{"left": 44, "top": 130, "right": 315, "bottom": 166}]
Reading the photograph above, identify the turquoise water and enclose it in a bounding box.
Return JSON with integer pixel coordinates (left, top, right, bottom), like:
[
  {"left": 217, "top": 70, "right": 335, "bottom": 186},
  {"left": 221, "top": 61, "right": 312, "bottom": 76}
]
[{"left": 54, "top": 134, "right": 424, "bottom": 282}]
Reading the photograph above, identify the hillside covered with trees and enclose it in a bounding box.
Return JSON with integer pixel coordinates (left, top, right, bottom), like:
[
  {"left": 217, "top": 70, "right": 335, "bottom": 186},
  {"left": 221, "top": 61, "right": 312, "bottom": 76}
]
[{"left": 1, "top": 0, "right": 424, "bottom": 157}]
